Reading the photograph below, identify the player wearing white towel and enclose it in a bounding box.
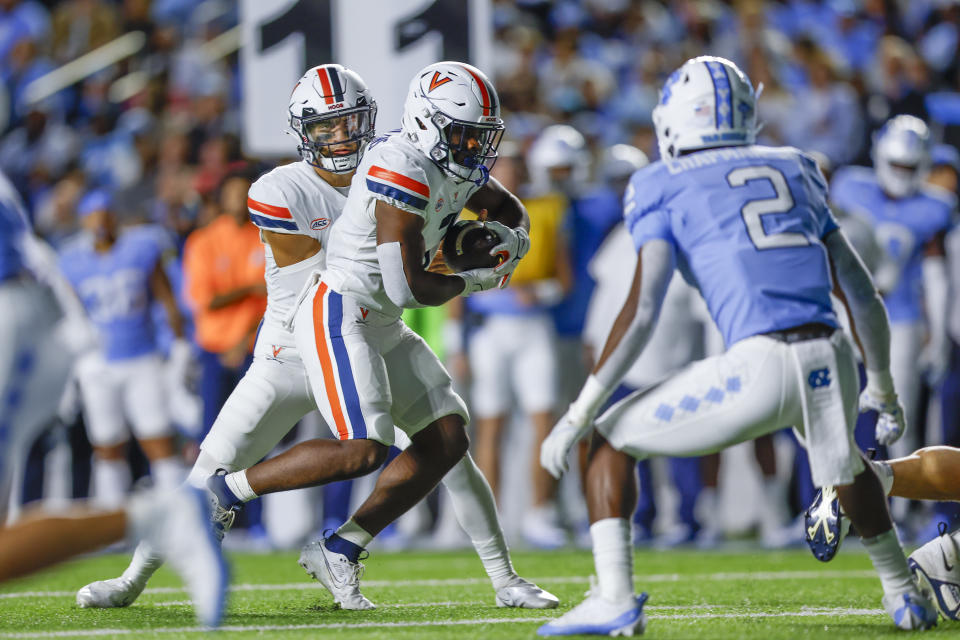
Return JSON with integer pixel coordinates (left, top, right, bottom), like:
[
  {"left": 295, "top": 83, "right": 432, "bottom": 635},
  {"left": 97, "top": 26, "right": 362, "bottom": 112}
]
[
  {"left": 537, "top": 56, "right": 937, "bottom": 635},
  {"left": 77, "top": 63, "right": 555, "bottom": 613}
]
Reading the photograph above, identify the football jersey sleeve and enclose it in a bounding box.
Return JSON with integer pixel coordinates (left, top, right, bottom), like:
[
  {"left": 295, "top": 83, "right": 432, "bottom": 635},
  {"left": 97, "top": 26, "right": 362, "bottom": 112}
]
[
  {"left": 624, "top": 164, "right": 674, "bottom": 252},
  {"left": 363, "top": 145, "right": 432, "bottom": 217},
  {"left": 247, "top": 173, "right": 304, "bottom": 235},
  {"left": 799, "top": 152, "right": 840, "bottom": 237}
]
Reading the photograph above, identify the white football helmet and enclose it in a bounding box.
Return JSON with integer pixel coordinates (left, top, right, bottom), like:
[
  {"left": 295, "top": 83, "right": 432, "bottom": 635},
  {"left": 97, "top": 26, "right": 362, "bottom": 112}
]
[
  {"left": 400, "top": 61, "right": 504, "bottom": 186},
  {"left": 872, "top": 115, "right": 931, "bottom": 199},
  {"left": 527, "top": 124, "right": 590, "bottom": 196},
  {"left": 652, "top": 56, "right": 760, "bottom": 160},
  {"left": 600, "top": 143, "right": 649, "bottom": 183},
  {"left": 288, "top": 64, "right": 377, "bottom": 173}
]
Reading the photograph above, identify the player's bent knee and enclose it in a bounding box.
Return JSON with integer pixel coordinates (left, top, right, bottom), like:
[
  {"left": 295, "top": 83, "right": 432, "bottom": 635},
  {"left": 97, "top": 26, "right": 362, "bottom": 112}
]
[
  {"left": 414, "top": 415, "right": 470, "bottom": 464},
  {"left": 350, "top": 439, "right": 389, "bottom": 474}
]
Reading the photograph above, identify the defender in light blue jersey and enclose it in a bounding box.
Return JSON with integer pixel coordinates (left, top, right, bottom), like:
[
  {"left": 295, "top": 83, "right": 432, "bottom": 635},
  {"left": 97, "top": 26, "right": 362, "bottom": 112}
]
[
  {"left": 59, "top": 191, "right": 186, "bottom": 507},
  {"left": 538, "top": 56, "right": 937, "bottom": 636},
  {"left": 829, "top": 117, "right": 952, "bottom": 468}
]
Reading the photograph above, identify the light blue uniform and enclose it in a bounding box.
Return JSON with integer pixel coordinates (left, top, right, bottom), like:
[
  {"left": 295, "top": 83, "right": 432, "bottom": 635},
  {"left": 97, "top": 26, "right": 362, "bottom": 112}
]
[
  {"left": 60, "top": 228, "right": 164, "bottom": 361},
  {"left": 830, "top": 166, "right": 953, "bottom": 323},
  {"left": 626, "top": 145, "right": 839, "bottom": 347},
  {"left": 593, "top": 145, "right": 863, "bottom": 490}
]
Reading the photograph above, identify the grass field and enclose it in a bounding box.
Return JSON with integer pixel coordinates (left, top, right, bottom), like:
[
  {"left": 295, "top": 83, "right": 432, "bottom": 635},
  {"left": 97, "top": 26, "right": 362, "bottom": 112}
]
[{"left": 0, "top": 547, "right": 955, "bottom": 639}]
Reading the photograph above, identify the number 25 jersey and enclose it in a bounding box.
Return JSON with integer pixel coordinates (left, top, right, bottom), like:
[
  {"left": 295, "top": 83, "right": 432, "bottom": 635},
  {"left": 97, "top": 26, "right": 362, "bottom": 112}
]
[{"left": 627, "top": 145, "right": 840, "bottom": 348}]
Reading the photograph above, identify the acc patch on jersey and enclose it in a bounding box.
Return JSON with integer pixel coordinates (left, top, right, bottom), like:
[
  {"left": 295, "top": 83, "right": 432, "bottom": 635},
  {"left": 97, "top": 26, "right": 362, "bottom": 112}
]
[{"left": 311, "top": 217, "right": 330, "bottom": 230}]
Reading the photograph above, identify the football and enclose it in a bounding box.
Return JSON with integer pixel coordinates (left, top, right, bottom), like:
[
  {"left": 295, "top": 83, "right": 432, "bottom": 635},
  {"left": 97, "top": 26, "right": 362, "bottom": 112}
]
[{"left": 442, "top": 220, "right": 505, "bottom": 273}]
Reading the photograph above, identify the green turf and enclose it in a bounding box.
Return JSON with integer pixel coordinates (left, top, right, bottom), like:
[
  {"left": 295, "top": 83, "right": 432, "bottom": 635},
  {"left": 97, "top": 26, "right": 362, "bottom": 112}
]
[{"left": 0, "top": 548, "right": 953, "bottom": 639}]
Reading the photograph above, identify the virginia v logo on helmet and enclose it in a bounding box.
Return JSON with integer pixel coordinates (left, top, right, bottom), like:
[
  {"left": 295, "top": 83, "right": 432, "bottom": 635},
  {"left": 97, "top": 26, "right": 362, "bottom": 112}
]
[{"left": 400, "top": 62, "right": 504, "bottom": 187}]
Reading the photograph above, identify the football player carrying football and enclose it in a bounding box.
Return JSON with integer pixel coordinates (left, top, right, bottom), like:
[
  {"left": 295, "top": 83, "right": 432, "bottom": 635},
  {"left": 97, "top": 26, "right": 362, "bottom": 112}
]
[
  {"left": 77, "top": 63, "right": 556, "bottom": 613},
  {"left": 537, "top": 56, "right": 937, "bottom": 635}
]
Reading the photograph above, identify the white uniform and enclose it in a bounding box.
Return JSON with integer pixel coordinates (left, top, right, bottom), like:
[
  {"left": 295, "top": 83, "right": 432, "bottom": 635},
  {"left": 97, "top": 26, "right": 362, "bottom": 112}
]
[
  {"left": 198, "top": 161, "right": 343, "bottom": 469},
  {"left": 294, "top": 132, "right": 472, "bottom": 445}
]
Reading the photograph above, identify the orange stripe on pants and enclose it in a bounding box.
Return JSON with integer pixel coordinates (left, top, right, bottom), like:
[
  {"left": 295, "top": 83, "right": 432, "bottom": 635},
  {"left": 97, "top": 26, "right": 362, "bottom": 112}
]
[{"left": 312, "top": 282, "right": 350, "bottom": 439}]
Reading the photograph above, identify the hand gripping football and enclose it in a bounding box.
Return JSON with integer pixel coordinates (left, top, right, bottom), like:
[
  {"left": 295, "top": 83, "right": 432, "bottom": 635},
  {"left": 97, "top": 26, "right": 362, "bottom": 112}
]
[{"left": 442, "top": 220, "right": 507, "bottom": 273}]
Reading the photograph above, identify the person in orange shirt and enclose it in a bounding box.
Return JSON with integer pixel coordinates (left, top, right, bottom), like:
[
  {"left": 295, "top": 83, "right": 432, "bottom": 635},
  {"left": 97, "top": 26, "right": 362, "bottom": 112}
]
[{"left": 183, "top": 169, "right": 266, "bottom": 436}]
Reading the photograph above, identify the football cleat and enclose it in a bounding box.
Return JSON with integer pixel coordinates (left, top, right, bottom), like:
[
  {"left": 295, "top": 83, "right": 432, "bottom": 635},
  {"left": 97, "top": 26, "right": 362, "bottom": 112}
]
[
  {"left": 298, "top": 539, "right": 375, "bottom": 610},
  {"left": 908, "top": 522, "right": 960, "bottom": 621},
  {"left": 76, "top": 543, "right": 161, "bottom": 609},
  {"left": 538, "top": 588, "right": 648, "bottom": 637},
  {"left": 206, "top": 471, "right": 242, "bottom": 542},
  {"left": 145, "top": 487, "right": 229, "bottom": 627},
  {"left": 804, "top": 485, "right": 849, "bottom": 562},
  {"left": 882, "top": 589, "right": 939, "bottom": 630},
  {"left": 495, "top": 575, "right": 560, "bottom": 609},
  {"left": 76, "top": 577, "right": 144, "bottom": 609}
]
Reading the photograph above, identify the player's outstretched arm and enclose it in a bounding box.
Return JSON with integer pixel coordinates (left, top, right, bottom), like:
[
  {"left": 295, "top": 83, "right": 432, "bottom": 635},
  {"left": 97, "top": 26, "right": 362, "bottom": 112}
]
[
  {"left": 826, "top": 228, "right": 905, "bottom": 445},
  {"left": 540, "top": 240, "right": 674, "bottom": 478},
  {"left": 375, "top": 200, "right": 495, "bottom": 307}
]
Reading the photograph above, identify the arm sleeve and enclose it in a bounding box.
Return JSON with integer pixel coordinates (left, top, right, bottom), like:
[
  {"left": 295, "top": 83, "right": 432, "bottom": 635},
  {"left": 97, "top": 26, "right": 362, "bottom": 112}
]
[
  {"left": 363, "top": 146, "right": 432, "bottom": 217},
  {"left": 825, "top": 228, "right": 892, "bottom": 378},
  {"left": 568, "top": 239, "right": 677, "bottom": 420},
  {"left": 247, "top": 174, "right": 304, "bottom": 235}
]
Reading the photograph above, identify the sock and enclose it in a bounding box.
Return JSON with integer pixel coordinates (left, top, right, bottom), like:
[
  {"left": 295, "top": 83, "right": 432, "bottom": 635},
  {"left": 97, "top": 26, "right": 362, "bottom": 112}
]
[
  {"left": 122, "top": 495, "right": 165, "bottom": 586},
  {"left": 92, "top": 458, "right": 132, "bottom": 509},
  {"left": 696, "top": 487, "right": 720, "bottom": 534},
  {"left": 862, "top": 529, "right": 914, "bottom": 596},
  {"left": 327, "top": 519, "right": 372, "bottom": 563},
  {"left": 441, "top": 454, "right": 515, "bottom": 589},
  {"left": 150, "top": 456, "right": 185, "bottom": 490},
  {"left": 590, "top": 517, "right": 634, "bottom": 603},
  {"left": 224, "top": 470, "right": 258, "bottom": 502},
  {"left": 869, "top": 460, "right": 895, "bottom": 497}
]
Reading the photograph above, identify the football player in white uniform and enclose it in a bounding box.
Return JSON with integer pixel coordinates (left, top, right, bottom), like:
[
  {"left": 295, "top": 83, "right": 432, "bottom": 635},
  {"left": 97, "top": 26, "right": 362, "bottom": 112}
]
[
  {"left": 206, "top": 61, "right": 557, "bottom": 611},
  {"left": 78, "top": 63, "right": 556, "bottom": 613}
]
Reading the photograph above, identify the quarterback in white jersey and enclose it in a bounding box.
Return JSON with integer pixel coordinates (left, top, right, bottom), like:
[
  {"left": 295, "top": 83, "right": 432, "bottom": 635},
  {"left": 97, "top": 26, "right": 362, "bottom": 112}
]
[{"left": 78, "top": 63, "right": 556, "bottom": 614}]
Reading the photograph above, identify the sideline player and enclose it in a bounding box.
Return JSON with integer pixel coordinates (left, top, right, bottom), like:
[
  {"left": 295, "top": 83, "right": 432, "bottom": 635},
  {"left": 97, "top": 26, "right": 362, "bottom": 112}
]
[
  {"left": 59, "top": 190, "right": 187, "bottom": 507},
  {"left": 206, "top": 61, "right": 556, "bottom": 610},
  {"left": 537, "top": 56, "right": 937, "bottom": 635},
  {"left": 0, "top": 170, "right": 226, "bottom": 627},
  {"left": 77, "top": 63, "right": 556, "bottom": 612}
]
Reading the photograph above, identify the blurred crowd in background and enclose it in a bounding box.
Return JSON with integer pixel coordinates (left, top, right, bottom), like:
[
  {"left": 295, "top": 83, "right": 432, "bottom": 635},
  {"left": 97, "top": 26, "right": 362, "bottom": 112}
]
[{"left": 5, "top": 0, "right": 960, "bottom": 551}]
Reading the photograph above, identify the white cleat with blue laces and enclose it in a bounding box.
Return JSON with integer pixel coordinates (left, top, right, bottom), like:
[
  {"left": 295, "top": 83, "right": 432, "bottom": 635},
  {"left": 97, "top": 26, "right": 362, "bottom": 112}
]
[
  {"left": 538, "top": 585, "right": 648, "bottom": 637},
  {"left": 882, "top": 589, "right": 939, "bottom": 630},
  {"left": 908, "top": 523, "right": 960, "bottom": 621}
]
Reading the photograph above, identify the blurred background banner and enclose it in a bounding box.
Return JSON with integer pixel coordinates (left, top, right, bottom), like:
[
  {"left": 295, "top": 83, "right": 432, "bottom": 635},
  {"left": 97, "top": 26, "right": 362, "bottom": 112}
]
[{"left": 240, "top": 0, "right": 493, "bottom": 158}]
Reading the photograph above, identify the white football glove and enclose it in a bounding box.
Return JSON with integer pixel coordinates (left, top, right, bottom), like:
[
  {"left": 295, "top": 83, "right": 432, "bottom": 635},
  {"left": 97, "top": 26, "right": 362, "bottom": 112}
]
[
  {"left": 540, "top": 406, "right": 594, "bottom": 479},
  {"left": 459, "top": 266, "right": 504, "bottom": 295},
  {"left": 859, "top": 387, "right": 906, "bottom": 446},
  {"left": 485, "top": 221, "right": 530, "bottom": 271}
]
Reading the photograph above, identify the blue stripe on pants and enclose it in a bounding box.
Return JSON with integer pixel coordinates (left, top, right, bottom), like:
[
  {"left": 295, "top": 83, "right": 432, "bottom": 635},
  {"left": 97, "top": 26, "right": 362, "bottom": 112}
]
[{"left": 326, "top": 291, "right": 368, "bottom": 439}]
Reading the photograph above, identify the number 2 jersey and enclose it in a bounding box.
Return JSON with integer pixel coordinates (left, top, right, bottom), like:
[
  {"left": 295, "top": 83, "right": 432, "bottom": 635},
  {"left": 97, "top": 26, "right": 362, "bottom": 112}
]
[
  {"left": 626, "top": 145, "right": 840, "bottom": 347},
  {"left": 323, "top": 130, "right": 482, "bottom": 319},
  {"left": 246, "top": 160, "right": 349, "bottom": 331}
]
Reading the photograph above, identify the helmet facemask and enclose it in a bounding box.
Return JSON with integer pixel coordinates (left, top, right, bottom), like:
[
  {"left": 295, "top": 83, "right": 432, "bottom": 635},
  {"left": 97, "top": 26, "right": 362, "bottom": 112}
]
[
  {"left": 426, "top": 111, "right": 503, "bottom": 186},
  {"left": 293, "top": 104, "right": 377, "bottom": 173}
]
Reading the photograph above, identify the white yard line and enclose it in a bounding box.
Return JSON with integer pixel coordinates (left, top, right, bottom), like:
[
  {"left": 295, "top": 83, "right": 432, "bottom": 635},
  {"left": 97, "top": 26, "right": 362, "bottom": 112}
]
[
  {"left": 0, "top": 607, "right": 889, "bottom": 638},
  {"left": 0, "top": 569, "right": 877, "bottom": 600}
]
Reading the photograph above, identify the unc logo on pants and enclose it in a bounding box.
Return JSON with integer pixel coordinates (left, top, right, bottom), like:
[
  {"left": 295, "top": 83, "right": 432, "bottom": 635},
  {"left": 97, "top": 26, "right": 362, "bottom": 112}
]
[{"left": 808, "top": 367, "right": 831, "bottom": 390}]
